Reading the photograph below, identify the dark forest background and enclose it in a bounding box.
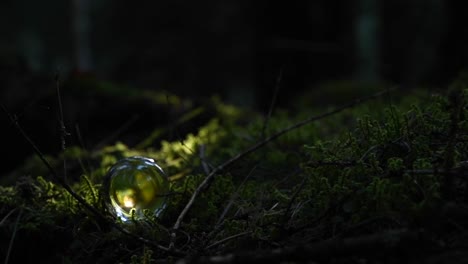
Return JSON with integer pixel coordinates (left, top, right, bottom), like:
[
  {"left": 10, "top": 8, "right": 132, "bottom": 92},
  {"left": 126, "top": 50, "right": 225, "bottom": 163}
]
[{"left": 1, "top": 0, "right": 468, "bottom": 176}]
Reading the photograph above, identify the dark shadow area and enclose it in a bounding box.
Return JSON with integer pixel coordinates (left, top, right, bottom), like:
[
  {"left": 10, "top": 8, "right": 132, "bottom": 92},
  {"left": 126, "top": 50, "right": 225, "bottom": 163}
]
[{"left": 3, "top": 0, "right": 468, "bottom": 182}]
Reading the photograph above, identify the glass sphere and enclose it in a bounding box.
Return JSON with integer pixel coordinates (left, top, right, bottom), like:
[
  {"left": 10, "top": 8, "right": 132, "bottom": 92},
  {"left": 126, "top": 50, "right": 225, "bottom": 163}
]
[{"left": 104, "top": 156, "right": 169, "bottom": 221}]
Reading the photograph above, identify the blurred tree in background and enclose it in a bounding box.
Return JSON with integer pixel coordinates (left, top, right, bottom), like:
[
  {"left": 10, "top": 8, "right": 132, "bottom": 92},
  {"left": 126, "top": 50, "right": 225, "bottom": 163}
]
[{"left": 2, "top": 0, "right": 467, "bottom": 103}]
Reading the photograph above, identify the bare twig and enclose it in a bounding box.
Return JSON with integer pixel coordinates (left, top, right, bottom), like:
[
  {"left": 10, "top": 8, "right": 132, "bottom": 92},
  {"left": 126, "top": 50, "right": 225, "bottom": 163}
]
[
  {"left": 306, "top": 160, "right": 357, "bottom": 168},
  {"left": 216, "top": 165, "right": 258, "bottom": 227},
  {"left": 261, "top": 67, "right": 283, "bottom": 139},
  {"left": 75, "top": 124, "right": 93, "bottom": 176},
  {"left": 281, "top": 176, "right": 307, "bottom": 229},
  {"left": 4, "top": 209, "right": 22, "bottom": 264},
  {"left": 55, "top": 73, "right": 70, "bottom": 184},
  {"left": 199, "top": 165, "right": 259, "bottom": 251},
  {"left": 406, "top": 167, "right": 468, "bottom": 177},
  {"left": 205, "top": 231, "right": 252, "bottom": 250},
  {"left": 170, "top": 88, "right": 395, "bottom": 249},
  {"left": 93, "top": 114, "right": 140, "bottom": 150},
  {"left": 0, "top": 209, "right": 17, "bottom": 227},
  {"left": 199, "top": 144, "right": 217, "bottom": 175},
  {"left": 55, "top": 73, "right": 69, "bottom": 151},
  {"left": 165, "top": 94, "right": 214, "bottom": 172}
]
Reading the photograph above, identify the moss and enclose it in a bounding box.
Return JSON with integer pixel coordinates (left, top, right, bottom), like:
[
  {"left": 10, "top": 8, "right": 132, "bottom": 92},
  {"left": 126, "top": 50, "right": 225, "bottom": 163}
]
[{"left": 1, "top": 79, "right": 468, "bottom": 263}]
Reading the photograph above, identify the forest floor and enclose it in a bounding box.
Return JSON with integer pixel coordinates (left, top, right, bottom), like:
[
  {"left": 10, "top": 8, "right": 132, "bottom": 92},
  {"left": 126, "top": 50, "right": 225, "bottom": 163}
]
[{"left": 1, "top": 74, "right": 468, "bottom": 264}]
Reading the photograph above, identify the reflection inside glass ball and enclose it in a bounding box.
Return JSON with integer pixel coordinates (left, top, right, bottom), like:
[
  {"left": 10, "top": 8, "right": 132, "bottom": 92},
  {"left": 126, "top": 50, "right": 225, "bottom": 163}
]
[{"left": 104, "top": 156, "right": 169, "bottom": 221}]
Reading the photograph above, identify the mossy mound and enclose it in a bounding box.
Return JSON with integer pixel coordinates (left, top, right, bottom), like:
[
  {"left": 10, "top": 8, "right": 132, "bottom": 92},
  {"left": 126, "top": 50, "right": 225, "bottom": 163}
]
[{"left": 1, "top": 78, "right": 468, "bottom": 263}]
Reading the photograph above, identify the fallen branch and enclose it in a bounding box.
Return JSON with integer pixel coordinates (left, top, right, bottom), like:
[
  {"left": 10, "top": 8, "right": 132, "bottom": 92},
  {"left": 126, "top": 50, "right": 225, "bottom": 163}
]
[{"left": 170, "top": 88, "right": 396, "bottom": 249}]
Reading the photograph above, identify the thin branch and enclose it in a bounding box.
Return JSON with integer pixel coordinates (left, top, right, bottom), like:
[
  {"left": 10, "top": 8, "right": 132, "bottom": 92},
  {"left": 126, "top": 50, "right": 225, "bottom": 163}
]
[
  {"left": 93, "top": 114, "right": 140, "bottom": 151},
  {"left": 205, "top": 231, "right": 252, "bottom": 250},
  {"left": 170, "top": 88, "right": 395, "bottom": 249},
  {"left": 281, "top": 176, "right": 307, "bottom": 229},
  {"left": 164, "top": 94, "right": 213, "bottom": 171},
  {"left": 216, "top": 165, "right": 258, "bottom": 226},
  {"left": 55, "top": 72, "right": 69, "bottom": 151},
  {"left": 55, "top": 73, "right": 70, "bottom": 184},
  {"left": 306, "top": 160, "right": 357, "bottom": 168},
  {"left": 200, "top": 165, "right": 259, "bottom": 251},
  {"left": 75, "top": 123, "right": 93, "bottom": 176},
  {"left": 261, "top": 67, "right": 283, "bottom": 139},
  {"left": 4, "top": 209, "right": 22, "bottom": 264},
  {"left": 406, "top": 168, "right": 468, "bottom": 177},
  {"left": 0, "top": 209, "right": 17, "bottom": 227},
  {"left": 199, "top": 144, "right": 214, "bottom": 175}
]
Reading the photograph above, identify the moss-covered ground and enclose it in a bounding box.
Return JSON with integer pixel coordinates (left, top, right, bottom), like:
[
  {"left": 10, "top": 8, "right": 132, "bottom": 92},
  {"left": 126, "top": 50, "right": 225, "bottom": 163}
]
[{"left": 1, "top": 75, "right": 468, "bottom": 263}]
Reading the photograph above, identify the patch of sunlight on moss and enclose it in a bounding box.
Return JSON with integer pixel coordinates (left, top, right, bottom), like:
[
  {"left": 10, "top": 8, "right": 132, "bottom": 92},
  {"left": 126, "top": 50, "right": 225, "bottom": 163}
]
[
  {"left": 159, "top": 118, "right": 226, "bottom": 166},
  {"left": 211, "top": 95, "right": 243, "bottom": 120},
  {"left": 136, "top": 107, "right": 206, "bottom": 149}
]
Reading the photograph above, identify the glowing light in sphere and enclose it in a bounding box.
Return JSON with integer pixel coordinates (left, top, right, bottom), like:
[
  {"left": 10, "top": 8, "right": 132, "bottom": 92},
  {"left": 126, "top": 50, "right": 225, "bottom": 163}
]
[{"left": 104, "top": 156, "right": 169, "bottom": 221}]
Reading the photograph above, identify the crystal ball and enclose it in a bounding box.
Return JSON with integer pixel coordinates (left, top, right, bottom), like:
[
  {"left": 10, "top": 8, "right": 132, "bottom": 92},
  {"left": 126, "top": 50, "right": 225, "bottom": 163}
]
[{"left": 104, "top": 156, "right": 169, "bottom": 221}]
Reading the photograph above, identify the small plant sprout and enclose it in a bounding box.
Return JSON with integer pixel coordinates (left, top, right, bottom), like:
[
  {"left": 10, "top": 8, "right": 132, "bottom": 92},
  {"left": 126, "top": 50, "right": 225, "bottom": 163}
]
[{"left": 103, "top": 156, "right": 169, "bottom": 222}]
